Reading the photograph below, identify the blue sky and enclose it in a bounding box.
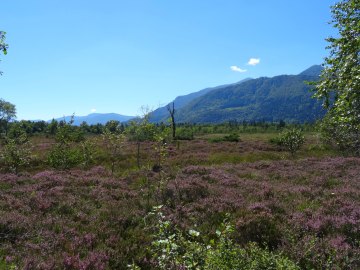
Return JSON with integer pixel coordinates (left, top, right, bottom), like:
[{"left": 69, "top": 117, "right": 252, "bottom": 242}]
[{"left": 1, "top": 0, "right": 336, "bottom": 120}]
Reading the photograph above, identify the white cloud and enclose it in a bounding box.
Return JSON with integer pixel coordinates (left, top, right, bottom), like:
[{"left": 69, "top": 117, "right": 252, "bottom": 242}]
[
  {"left": 230, "top": 65, "right": 247, "bottom": 73},
  {"left": 91, "top": 108, "right": 96, "bottom": 113},
  {"left": 247, "top": 58, "right": 260, "bottom": 66}
]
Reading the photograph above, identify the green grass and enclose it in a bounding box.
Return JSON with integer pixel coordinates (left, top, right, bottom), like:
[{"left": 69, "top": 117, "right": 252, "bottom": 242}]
[{"left": 209, "top": 152, "right": 282, "bottom": 164}]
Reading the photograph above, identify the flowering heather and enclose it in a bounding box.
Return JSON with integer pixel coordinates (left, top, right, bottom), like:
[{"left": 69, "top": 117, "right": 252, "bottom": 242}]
[
  {"left": 0, "top": 169, "right": 146, "bottom": 269},
  {"left": 162, "top": 157, "right": 360, "bottom": 269},
  {"left": 0, "top": 142, "right": 359, "bottom": 270}
]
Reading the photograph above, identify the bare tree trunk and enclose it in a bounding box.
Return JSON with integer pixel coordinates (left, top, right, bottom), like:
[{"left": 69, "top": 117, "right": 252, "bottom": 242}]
[
  {"left": 137, "top": 141, "right": 140, "bottom": 168},
  {"left": 167, "top": 102, "right": 176, "bottom": 140}
]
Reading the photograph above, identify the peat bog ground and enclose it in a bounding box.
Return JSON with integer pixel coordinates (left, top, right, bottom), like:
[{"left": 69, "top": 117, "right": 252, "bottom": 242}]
[{"left": 0, "top": 133, "right": 359, "bottom": 269}]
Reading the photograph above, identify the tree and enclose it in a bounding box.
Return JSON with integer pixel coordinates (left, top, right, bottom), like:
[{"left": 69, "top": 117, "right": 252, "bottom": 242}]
[
  {"left": 0, "top": 31, "right": 8, "bottom": 75},
  {"left": 0, "top": 31, "right": 7, "bottom": 54},
  {"left": 47, "top": 117, "right": 84, "bottom": 170},
  {"left": 0, "top": 32, "right": 13, "bottom": 135},
  {"left": 277, "top": 128, "right": 305, "bottom": 156},
  {"left": 80, "top": 121, "right": 90, "bottom": 133},
  {"left": 46, "top": 119, "right": 58, "bottom": 136},
  {"left": 167, "top": 102, "right": 176, "bottom": 140},
  {"left": 126, "top": 107, "right": 157, "bottom": 168},
  {"left": 0, "top": 99, "right": 16, "bottom": 136},
  {"left": 1, "top": 133, "right": 32, "bottom": 174},
  {"left": 102, "top": 129, "right": 126, "bottom": 175},
  {"left": 314, "top": 0, "right": 360, "bottom": 154},
  {"left": 105, "top": 120, "right": 120, "bottom": 133}
]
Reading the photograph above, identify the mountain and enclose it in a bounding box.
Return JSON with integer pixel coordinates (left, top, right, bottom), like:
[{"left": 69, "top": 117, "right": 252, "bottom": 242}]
[
  {"left": 51, "top": 113, "right": 135, "bottom": 125},
  {"left": 298, "top": 65, "right": 323, "bottom": 76},
  {"left": 150, "top": 78, "right": 252, "bottom": 122},
  {"left": 157, "top": 65, "right": 325, "bottom": 123}
]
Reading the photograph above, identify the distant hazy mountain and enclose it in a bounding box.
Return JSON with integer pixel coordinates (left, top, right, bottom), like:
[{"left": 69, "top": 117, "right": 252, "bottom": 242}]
[
  {"left": 51, "top": 113, "right": 135, "bottom": 125},
  {"left": 46, "top": 65, "right": 323, "bottom": 125},
  {"left": 155, "top": 65, "right": 325, "bottom": 123},
  {"left": 150, "top": 78, "right": 252, "bottom": 122}
]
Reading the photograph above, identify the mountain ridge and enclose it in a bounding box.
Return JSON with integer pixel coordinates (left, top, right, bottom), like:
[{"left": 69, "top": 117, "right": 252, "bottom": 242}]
[
  {"left": 150, "top": 78, "right": 252, "bottom": 122},
  {"left": 153, "top": 65, "right": 325, "bottom": 123},
  {"left": 37, "top": 65, "right": 325, "bottom": 125}
]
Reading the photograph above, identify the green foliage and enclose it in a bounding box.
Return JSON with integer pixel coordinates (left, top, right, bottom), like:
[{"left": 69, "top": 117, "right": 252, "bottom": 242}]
[
  {"left": 0, "top": 99, "right": 16, "bottom": 136},
  {"left": 274, "top": 128, "right": 305, "bottom": 155},
  {"left": 102, "top": 128, "right": 126, "bottom": 174},
  {"left": 0, "top": 30, "right": 8, "bottom": 76},
  {"left": 314, "top": 0, "right": 360, "bottom": 155},
  {"left": 206, "top": 242, "right": 300, "bottom": 270},
  {"left": 7, "top": 121, "right": 33, "bottom": 139},
  {"left": 0, "top": 31, "right": 7, "bottom": 55},
  {"left": 153, "top": 127, "right": 170, "bottom": 169},
  {"left": 126, "top": 119, "right": 157, "bottom": 142},
  {"left": 47, "top": 118, "right": 84, "bottom": 170},
  {"left": 318, "top": 114, "right": 360, "bottom": 155},
  {"left": 56, "top": 119, "right": 85, "bottom": 143},
  {"left": 0, "top": 134, "right": 32, "bottom": 174},
  {"left": 47, "top": 144, "right": 81, "bottom": 170},
  {"left": 209, "top": 133, "right": 240, "bottom": 143},
  {"left": 147, "top": 206, "right": 300, "bottom": 270},
  {"left": 148, "top": 205, "right": 208, "bottom": 269},
  {"left": 175, "top": 127, "right": 194, "bottom": 140},
  {"left": 222, "top": 133, "right": 240, "bottom": 142},
  {"left": 46, "top": 119, "right": 58, "bottom": 136},
  {"left": 7, "top": 122, "right": 28, "bottom": 140},
  {"left": 126, "top": 109, "right": 158, "bottom": 168},
  {"left": 80, "top": 139, "right": 96, "bottom": 169},
  {"left": 0, "top": 258, "right": 17, "bottom": 270},
  {"left": 105, "top": 120, "right": 122, "bottom": 133}
]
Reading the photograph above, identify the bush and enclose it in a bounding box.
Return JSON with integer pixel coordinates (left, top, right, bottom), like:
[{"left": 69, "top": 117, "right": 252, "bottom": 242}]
[
  {"left": 0, "top": 258, "right": 17, "bottom": 270},
  {"left": 80, "top": 140, "right": 96, "bottom": 169},
  {"left": 313, "top": 0, "right": 360, "bottom": 156},
  {"left": 0, "top": 134, "right": 32, "bottom": 174},
  {"left": 175, "top": 128, "right": 194, "bottom": 140},
  {"left": 235, "top": 215, "right": 282, "bottom": 250},
  {"left": 273, "top": 128, "right": 305, "bottom": 155},
  {"left": 47, "top": 144, "right": 81, "bottom": 170},
  {"left": 102, "top": 129, "right": 126, "bottom": 174},
  {"left": 206, "top": 242, "right": 300, "bottom": 270},
  {"left": 209, "top": 133, "right": 240, "bottom": 143},
  {"left": 319, "top": 114, "right": 360, "bottom": 156},
  {"left": 47, "top": 118, "right": 84, "bottom": 170},
  {"left": 146, "top": 206, "right": 299, "bottom": 269}
]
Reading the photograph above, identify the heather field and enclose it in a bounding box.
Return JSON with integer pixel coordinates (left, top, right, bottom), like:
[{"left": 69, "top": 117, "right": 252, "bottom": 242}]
[
  {"left": 0, "top": 132, "right": 360, "bottom": 269},
  {"left": 1, "top": 0, "right": 360, "bottom": 268}
]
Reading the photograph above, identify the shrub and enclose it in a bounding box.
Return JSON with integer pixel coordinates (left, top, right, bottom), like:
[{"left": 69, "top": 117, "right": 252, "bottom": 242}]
[
  {"left": 80, "top": 140, "right": 96, "bottom": 169},
  {"left": 146, "top": 206, "right": 299, "bottom": 269},
  {"left": 7, "top": 122, "right": 31, "bottom": 139},
  {"left": 175, "top": 128, "right": 194, "bottom": 140},
  {"left": 235, "top": 215, "right": 282, "bottom": 250},
  {"left": 149, "top": 205, "right": 208, "bottom": 269},
  {"left": 319, "top": 114, "right": 360, "bottom": 156},
  {"left": 209, "top": 133, "right": 240, "bottom": 143},
  {"left": 56, "top": 120, "right": 84, "bottom": 143},
  {"left": 313, "top": 0, "right": 360, "bottom": 156},
  {"left": 102, "top": 129, "right": 126, "bottom": 175},
  {"left": 206, "top": 242, "right": 300, "bottom": 270},
  {"left": 47, "top": 144, "right": 81, "bottom": 170},
  {"left": 47, "top": 118, "right": 83, "bottom": 170},
  {"left": 0, "top": 134, "right": 32, "bottom": 174},
  {"left": 274, "top": 128, "right": 305, "bottom": 155},
  {"left": 223, "top": 133, "right": 240, "bottom": 142},
  {"left": 0, "top": 258, "right": 17, "bottom": 270}
]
